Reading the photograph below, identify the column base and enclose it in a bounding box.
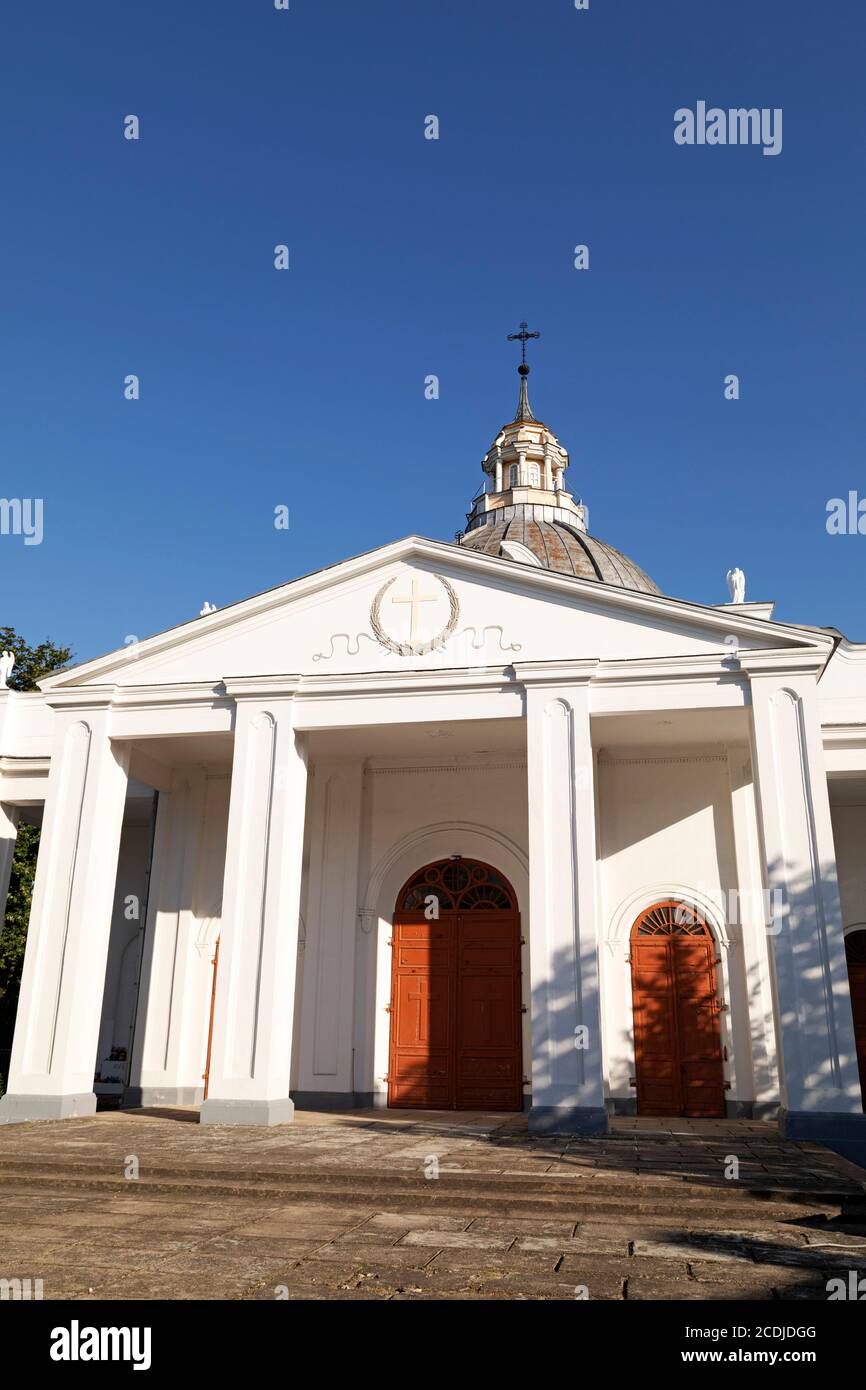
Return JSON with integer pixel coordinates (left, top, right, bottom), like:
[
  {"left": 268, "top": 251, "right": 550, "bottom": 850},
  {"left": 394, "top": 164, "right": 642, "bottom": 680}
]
[
  {"left": 528, "top": 1104, "right": 608, "bottom": 1136},
  {"left": 122, "top": 1086, "right": 204, "bottom": 1109},
  {"left": 778, "top": 1108, "right": 866, "bottom": 1170},
  {"left": 0, "top": 1092, "right": 97, "bottom": 1125},
  {"left": 199, "top": 1096, "right": 295, "bottom": 1127}
]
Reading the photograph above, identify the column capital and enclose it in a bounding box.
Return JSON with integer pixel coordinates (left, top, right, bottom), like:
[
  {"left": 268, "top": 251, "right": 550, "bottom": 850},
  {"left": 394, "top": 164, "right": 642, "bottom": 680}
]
[
  {"left": 738, "top": 651, "right": 827, "bottom": 681},
  {"left": 514, "top": 659, "right": 599, "bottom": 689},
  {"left": 222, "top": 675, "right": 302, "bottom": 701},
  {"left": 44, "top": 688, "right": 119, "bottom": 714}
]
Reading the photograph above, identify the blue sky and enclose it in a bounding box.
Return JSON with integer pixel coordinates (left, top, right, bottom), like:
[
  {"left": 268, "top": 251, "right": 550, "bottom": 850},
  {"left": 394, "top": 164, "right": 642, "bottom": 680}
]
[{"left": 1, "top": 0, "right": 865, "bottom": 662}]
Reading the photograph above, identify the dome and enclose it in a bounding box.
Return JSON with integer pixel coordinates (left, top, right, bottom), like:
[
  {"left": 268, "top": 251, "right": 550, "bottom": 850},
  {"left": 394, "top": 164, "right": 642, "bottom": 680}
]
[
  {"left": 457, "top": 327, "right": 661, "bottom": 596},
  {"left": 460, "top": 508, "right": 661, "bottom": 595}
]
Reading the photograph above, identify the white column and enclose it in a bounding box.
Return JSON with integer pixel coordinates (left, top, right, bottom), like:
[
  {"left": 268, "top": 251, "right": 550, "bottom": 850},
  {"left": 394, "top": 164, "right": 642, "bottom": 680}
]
[
  {"left": 200, "top": 694, "right": 308, "bottom": 1125},
  {"left": 296, "top": 760, "right": 363, "bottom": 1103},
  {"left": 0, "top": 708, "right": 130, "bottom": 1123},
  {"left": 748, "top": 669, "right": 864, "bottom": 1147},
  {"left": 522, "top": 664, "right": 607, "bottom": 1134},
  {"left": 126, "top": 772, "right": 207, "bottom": 1106},
  {"left": 726, "top": 745, "right": 781, "bottom": 1113},
  {"left": 0, "top": 802, "right": 19, "bottom": 935},
  {"left": 494, "top": 457, "right": 503, "bottom": 493}
]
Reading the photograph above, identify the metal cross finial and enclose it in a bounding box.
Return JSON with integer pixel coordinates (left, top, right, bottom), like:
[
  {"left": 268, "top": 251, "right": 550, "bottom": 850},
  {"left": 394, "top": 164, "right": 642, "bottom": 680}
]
[{"left": 507, "top": 320, "right": 540, "bottom": 367}]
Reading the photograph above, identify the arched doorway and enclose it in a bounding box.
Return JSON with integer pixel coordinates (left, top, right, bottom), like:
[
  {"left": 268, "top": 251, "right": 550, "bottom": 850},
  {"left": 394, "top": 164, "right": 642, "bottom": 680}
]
[
  {"left": 630, "top": 900, "right": 726, "bottom": 1118},
  {"left": 388, "top": 857, "right": 522, "bottom": 1111},
  {"left": 845, "top": 930, "right": 866, "bottom": 1107}
]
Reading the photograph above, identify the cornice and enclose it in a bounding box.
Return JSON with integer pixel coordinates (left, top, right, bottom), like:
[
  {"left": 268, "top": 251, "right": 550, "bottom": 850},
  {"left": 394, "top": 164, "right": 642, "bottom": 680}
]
[
  {"left": 822, "top": 724, "right": 866, "bottom": 748},
  {"left": 0, "top": 756, "right": 50, "bottom": 775},
  {"left": 42, "top": 686, "right": 118, "bottom": 712},
  {"left": 738, "top": 650, "right": 829, "bottom": 679},
  {"left": 294, "top": 667, "right": 517, "bottom": 699}
]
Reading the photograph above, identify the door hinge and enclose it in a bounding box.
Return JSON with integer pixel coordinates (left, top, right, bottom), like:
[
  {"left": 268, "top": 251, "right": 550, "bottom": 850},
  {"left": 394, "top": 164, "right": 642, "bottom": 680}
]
[
  {"left": 723, "top": 1081, "right": 732, "bottom": 1090},
  {"left": 629, "top": 1077, "right": 637, "bottom": 1087},
  {"left": 521, "top": 1005, "right": 528, "bottom": 1013},
  {"left": 384, "top": 1005, "right": 392, "bottom": 1014}
]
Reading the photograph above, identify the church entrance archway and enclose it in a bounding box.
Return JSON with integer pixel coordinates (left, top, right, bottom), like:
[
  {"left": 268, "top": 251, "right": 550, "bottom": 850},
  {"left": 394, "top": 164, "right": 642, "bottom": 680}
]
[
  {"left": 630, "top": 900, "right": 726, "bottom": 1118},
  {"left": 388, "top": 857, "right": 522, "bottom": 1110},
  {"left": 844, "top": 929, "right": 866, "bottom": 1106}
]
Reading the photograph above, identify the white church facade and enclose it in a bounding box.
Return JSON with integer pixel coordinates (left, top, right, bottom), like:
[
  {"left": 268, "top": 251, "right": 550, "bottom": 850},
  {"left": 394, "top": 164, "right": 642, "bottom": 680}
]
[{"left": 1, "top": 360, "right": 866, "bottom": 1158}]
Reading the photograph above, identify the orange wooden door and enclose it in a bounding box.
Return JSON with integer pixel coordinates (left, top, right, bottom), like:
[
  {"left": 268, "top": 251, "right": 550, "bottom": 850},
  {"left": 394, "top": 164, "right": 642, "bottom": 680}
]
[
  {"left": 630, "top": 901, "right": 725, "bottom": 1119},
  {"left": 456, "top": 911, "right": 522, "bottom": 1111},
  {"left": 845, "top": 931, "right": 866, "bottom": 1106},
  {"left": 388, "top": 859, "right": 521, "bottom": 1111},
  {"left": 388, "top": 915, "right": 455, "bottom": 1108}
]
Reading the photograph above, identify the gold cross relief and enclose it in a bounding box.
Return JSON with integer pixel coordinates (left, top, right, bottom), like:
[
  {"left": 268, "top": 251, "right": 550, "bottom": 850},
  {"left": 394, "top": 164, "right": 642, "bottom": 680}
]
[{"left": 392, "top": 577, "right": 438, "bottom": 644}]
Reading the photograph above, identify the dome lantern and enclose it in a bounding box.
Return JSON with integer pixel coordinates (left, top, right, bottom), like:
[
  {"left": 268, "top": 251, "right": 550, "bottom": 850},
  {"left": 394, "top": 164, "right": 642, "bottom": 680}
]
[{"left": 457, "top": 326, "right": 660, "bottom": 596}]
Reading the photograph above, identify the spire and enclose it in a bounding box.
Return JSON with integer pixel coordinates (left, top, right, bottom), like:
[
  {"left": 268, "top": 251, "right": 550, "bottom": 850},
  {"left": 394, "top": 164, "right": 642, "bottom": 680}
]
[
  {"left": 507, "top": 320, "right": 540, "bottom": 422},
  {"left": 459, "top": 326, "right": 589, "bottom": 540},
  {"left": 514, "top": 365, "right": 535, "bottom": 422}
]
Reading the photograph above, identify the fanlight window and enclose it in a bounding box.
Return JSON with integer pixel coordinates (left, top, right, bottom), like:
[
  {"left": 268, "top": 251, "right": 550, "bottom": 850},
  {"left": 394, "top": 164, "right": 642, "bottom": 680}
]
[
  {"left": 845, "top": 930, "right": 866, "bottom": 965},
  {"left": 633, "top": 900, "right": 712, "bottom": 938},
  {"left": 398, "top": 858, "right": 516, "bottom": 912}
]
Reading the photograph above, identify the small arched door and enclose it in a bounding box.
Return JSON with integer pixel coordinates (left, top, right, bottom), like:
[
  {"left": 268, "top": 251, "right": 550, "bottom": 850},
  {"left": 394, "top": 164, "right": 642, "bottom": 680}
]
[
  {"left": 630, "top": 900, "right": 726, "bottom": 1118},
  {"left": 845, "top": 930, "right": 866, "bottom": 1106},
  {"left": 388, "top": 858, "right": 522, "bottom": 1111}
]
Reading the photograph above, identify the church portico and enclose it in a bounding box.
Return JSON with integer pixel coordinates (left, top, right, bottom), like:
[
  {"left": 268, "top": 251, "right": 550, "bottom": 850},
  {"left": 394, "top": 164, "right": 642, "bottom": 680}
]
[{"left": 1, "top": 350, "right": 864, "bottom": 1163}]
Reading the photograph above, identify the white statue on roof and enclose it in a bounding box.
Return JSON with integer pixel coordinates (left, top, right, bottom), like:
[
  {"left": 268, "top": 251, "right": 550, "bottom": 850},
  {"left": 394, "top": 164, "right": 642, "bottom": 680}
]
[{"left": 726, "top": 568, "right": 746, "bottom": 604}]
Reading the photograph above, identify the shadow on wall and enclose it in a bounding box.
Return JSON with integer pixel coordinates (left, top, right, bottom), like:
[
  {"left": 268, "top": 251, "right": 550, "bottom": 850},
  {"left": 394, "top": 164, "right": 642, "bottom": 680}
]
[
  {"left": 539, "top": 852, "right": 865, "bottom": 1139},
  {"left": 764, "top": 854, "right": 864, "bottom": 1116}
]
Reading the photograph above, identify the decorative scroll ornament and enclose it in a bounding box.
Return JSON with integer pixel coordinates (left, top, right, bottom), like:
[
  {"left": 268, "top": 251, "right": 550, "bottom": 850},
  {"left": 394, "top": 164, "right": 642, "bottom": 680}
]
[{"left": 370, "top": 573, "right": 460, "bottom": 656}]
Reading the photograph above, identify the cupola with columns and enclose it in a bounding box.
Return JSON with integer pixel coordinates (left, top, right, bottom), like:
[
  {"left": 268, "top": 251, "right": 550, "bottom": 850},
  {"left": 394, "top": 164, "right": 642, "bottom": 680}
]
[{"left": 458, "top": 323, "right": 660, "bottom": 595}]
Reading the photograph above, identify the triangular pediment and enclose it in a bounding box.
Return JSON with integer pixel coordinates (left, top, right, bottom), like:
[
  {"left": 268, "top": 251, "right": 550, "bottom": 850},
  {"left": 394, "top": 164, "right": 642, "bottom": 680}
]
[{"left": 42, "top": 536, "right": 830, "bottom": 691}]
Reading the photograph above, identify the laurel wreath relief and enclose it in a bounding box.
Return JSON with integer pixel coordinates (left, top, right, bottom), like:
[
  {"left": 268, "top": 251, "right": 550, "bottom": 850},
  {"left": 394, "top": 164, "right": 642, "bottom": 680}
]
[{"left": 370, "top": 574, "right": 460, "bottom": 656}]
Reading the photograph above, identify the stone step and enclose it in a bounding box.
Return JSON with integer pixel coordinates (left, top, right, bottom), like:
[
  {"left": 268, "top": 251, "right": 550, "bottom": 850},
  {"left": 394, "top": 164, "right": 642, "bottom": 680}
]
[
  {"left": 0, "top": 1154, "right": 852, "bottom": 1193},
  {"left": 1, "top": 1165, "right": 860, "bottom": 1220}
]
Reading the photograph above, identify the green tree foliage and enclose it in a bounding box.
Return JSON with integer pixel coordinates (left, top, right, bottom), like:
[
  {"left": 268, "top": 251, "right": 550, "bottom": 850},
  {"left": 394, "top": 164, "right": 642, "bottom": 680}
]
[
  {"left": 0, "top": 630, "right": 73, "bottom": 1070},
  {"left": 0, "top": 822, "right": 39, "bottom": 1051},
  {"left": 0, "top": 626, "right": 72, "bottom": 691}
]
